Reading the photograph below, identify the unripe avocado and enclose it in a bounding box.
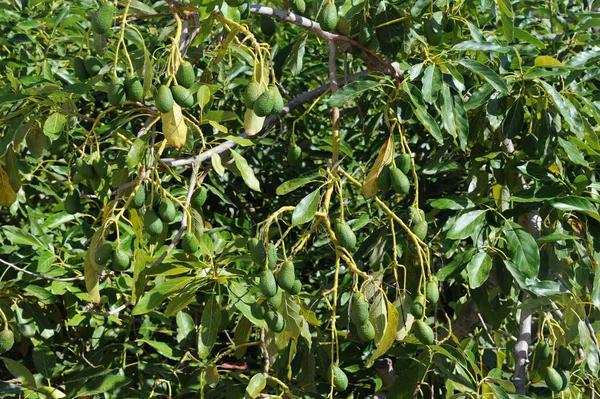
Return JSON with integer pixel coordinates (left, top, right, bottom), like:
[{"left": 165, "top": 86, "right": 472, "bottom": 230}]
[
  {"left": 409, "top": 206, "right": 426, "bottom": 224},
  {"left": 191, "top": 186, "right": 207, "bottom": 210},
  {"left": 357, "top": 320, "right": 375, "bottom": 342},
  {"left": 277, "top": 261, "right": 296, "bottom": 291},
  {"left": 544, "top": 367, "right": 564, "bottom": 392},
  {"left": 397, "top": 153, "right": 411, "bottom": 174},
  {"left": 291, "top": 0, "right": 306, "bottom": 14},
  {"left": 287, "top": 144, "right": 302, "bottom": 165},
  {"left": 176, "top": 61, "right": 195, "bottom": 89},
  {"left": 390, "top": 167, "right": 410, "bottom": 194},
  {"left": 265, "top": 310, "right": 285, "bottom": 332},
  {"left": 77, "top": 159, "right": 95, "bottom": 179},
  {"left": 350, "top": 293, "right": 369, "bottom": 326},
  {"left": 377, "top": 165, "right": 391, "bottom": 191},
  {"left": 259, "top": 269, "right": 277, "bottom": 297},
  {"left": 91, "top": 2, "right": 114, "bottom": 34},
  {"left": 249, "top": 238, "right": 266, "bottom": 265},
  {"left": 444, "top": 16, "right": 455, "bottom": 33},
  {"left": 412, "top": 220, "right": 428, "bottom": 241},
  {"left": 111, "top": 249, "right": 130, "bottom": 271},
  {"left": 289, "top": 279, "right": 302, "bottom": 295},
  {"left": 144, "top": 209, "right": 164, "bottom": 235},
  {"left": 73, "top": 57, "right": 90, "bottom": 80},
  {"left": 108, "top": 77, "right": 126, "bottom": 106},
  {"left": 266, "top": 243, "right": 277, "bottom": 270},
  {"left": 125, "top": 75, "right": 143, "bottom": 102},
  {"left": 84, "top": 56, "right": 103, "bottom": 77},
  {"left": 243, "top": 81, "right": 262, "bottom": 107},
  {"left": 331, "top": 365, "right": 348, "bottom": 391},
  {"left": 533, "top": 342, "right": 552, "bottom": 370},
  {"left": 268, "top": 289, "right": 283, "bottom": 309},
  {"left": 0, "top": 330, "right": 14, "bottom": 354},
  {"left": 65, "top": 191, "right": 81, "bottom": 214},
  {"left": 130, "top": 187, "right": 145, "bottom": 209},
  {"left": 92, "top": 159, "right": 108, "bottom": 178},
  {"left": 411, "top": 295, "right": 426, "bottom": 318},
  {"left": 414, "top": 320, "right": 434, "bottom": 345},
  {"left": 157, "top": 198, "right": 176, "bottom": 223},
  {"left": 558, "top": 347, "right": 575, "bottom": 371},
  {"left": 95, "top": 243, "right": 113, "bottom": 265},
  {"left": 271, "top": 85, "right": 284, "bottom": 114},
  {"left": 425, "top": 278, "right": 439, "bottom": 305},
  {"left": 333, "top": 220, "right": 356, "bottom": 250},
  {"left": 260, "top": 15, "right": 277, "bottom": 37},
  {"left": 336, "top": 17, "right": 351, "bottom": 36},
  {"left": 156, "top": 85, "right": 174, "bottom": 113},
  {"left": 318, "top": 2, "right": 338, "bottom": 31},
  {"left": 253, "top": 88, "right": 275, "bottom": 117},
  {"left": 181, "top": 232, "right": 200, "bottom": 254},
  {"left": 171, "top": 85, "right": 194, "bottom": 108}
]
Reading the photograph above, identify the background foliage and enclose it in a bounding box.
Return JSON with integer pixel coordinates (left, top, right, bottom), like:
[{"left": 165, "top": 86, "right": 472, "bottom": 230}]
[{"left": 0, "top": 0, "right": 600, "bottom": 398}]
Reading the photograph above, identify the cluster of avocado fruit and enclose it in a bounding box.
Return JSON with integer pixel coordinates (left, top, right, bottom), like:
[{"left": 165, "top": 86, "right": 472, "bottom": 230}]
[
  {"left": 74, "top": 2, "right": 197, "bottom": 112},
  {"left": 533, "top": 342, "right": 576, "bottom": 393},
  {"left": 378, "top": 153, "right": 428, "bottom": 241},
  {"left": 251, "top": 239, "right": 301, "bottom": 333},
  {"left": 350, "top": 292, "right": 375, "bottom": 342},
  {"left": 243, "top": 81, "right": 284, "bottom": 117},
  {"left": 64, "top": 157, "right": 110, "bottom": 215},
  {"left": 131, "top": 184, "right": 207, "bottom": 254},
  {"left": 93, "top": 240, "right": 131, "bottom": 271},
  {"left": 410, "top": 277, "right": 439, "bottom": 345}
]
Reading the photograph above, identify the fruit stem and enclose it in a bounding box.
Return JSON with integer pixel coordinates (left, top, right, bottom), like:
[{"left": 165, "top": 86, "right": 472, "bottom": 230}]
[
  {"left": 114, "top": 0, "right": 134, "bottom": 79},
  {"left": 0, "top": 309, "right": 8, "bottom": 331}
]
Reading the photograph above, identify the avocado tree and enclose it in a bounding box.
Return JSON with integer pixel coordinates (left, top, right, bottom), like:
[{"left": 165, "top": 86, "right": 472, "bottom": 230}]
[{"left": 0, "top": 0, "right": 599, "bottom": 397}]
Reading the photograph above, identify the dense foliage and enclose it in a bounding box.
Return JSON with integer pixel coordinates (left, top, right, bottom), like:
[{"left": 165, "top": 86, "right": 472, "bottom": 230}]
[{"left": 0, "top": 0, "right": 599, "bottom": 398}]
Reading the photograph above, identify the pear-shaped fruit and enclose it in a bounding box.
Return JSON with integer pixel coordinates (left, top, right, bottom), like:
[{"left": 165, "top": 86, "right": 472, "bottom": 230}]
[
  {"left": 243, "top": 81, "right": 262, "bottom": 107},
  {"left": 95, "top": 243, "right": 113, "bottom": 265},
  {"left": 259, "top": 269, "right": 277, "bottom": 297},
  {"left": 157, "top": 198, "right": 176, "bottom": 223},
  {"left": 91, "top": 2, "right": 114, "bottom": 34},
  {"left": 357, "top": 321, "right": 375, "bottom": 341},
  {"left": 108, "top": 77, "right": 126, "bottom": 106},
  {"left": 0, "top": 330, "right": 14, "bottom": 354},
  {"left": 191, "top": 186, "right": 207, "bottom": 210},
  {"left": 414, "top": 320, "right": 434, "bottom": 345},
  {"left": 333, "top": 220, "right": 356, "bottom": 250},
  {"left": 156, "top": 85, "right": 174, "bottom": 113},
  {"left": 390, "top": 167, "right": 410, "bottom": 194},
  {"left": 319, "top": 2, "right": 339, "bottom": 31},
  {"left": 125, "top": 75, "right": 143, "bottom": 102},
  {"left": 84, "top": 56, "right": 103, "bottom": 76},
  {"left": 181, "top": 232, "right": 200, "bottom": 254},
  {"left": 350, "top": 293, "right": 369, "bottom": 326},
  {"left": 144, "top": 209, "right": 164, "bottom": 235},
  {"left": 253, "top": 88, "right": 275, "bottom": 117},
  {"left": 171, "top": 85, "right": 194, "bottom": 108},
  {"left": 277, "top": 261, "right": 296, "bottom": 291},
  {"left": 331, "top": 365, "right": 348, "bottom": 391},
  {"left": 112, "top": 249, "right": 131, "bottom": 271},
  {"left": 176, "top": 61, "right": 195, "bottom": 89},
  {"left": 73, "top": 57, "right": 90, "bottom": 80}
]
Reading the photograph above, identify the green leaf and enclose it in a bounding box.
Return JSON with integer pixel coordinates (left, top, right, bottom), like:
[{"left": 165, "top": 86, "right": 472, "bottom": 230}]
[
  {"left": 176, "top": 311, "right": 195, "bottom": 343},
  {"left": 198, "top": 295, "right": 221, "bottom": 358},
  {"left": 466, "top": 252, "right": 492, "bottom": 288},
  {"left": 446, "top": 210, "right": 486, "bottom": 240},
  {"left": 422, "top": 65, "right": 442, "bottom": 104},
  {"left": 327, "top": 79, "right": 380, "bottom": 107},
  {"left": 550, "top": 196, "right": 600, "bottom": 222},
  {"left": 366, "top": 297, "right": 399, "bottom": 366},
  {"left": 1, "top": 357, "right": 36, "bottom": 388},
  {"left": 276, "top": 174, "right": 319, "bottom": 195},
  {"left": 42, "top": 113, "right": 66, "bottom": 140},
  {"left": 514, "top": 28, "right": 545, "bottom": 49},
  {"left": 497, "top": 0, "right": 514, "bottom": 41},
  {"left": 228, "top": 281, "right": 267, "bottom": 329},
  {"left": 503, "top": 221, "right": 540, "bottom": 279},
  {"left": 129, "top": 0, "right": 156, "bottom": 15},
  {"left": 284, "top": 34, "right": 307, "bottom": 77},
  {"left": 2, "top": 225, "right": 47, "bottom": 249},
  {"left": 457, "top": 59, "right": 509, "bottom": 94},
  {"left": 430, "top": 196, "right": 476, "bottom": 210},
  {"left": 230, "top": 149, "right": 261, "bottom": 192},
  {"left": 538, "top": 80, "right": 584, "bottom": 139},
  {"left": 502, "top": 98, "right": 524, "bottom": 139},
  {"left": 291, "top": 189, "right": 320, "bottom": 226},
  {"left": 131, "top": 277, "right": 193, "bottom": 315},
  {"left": 558, "top": 137, "right": 589, "bottom": 167},
  {"left": 387, "top": 350, "right": 431, "bottom": 399},
  {"left": 440, "top": 84, "right": 457, "bottom": 139},
  {"left": 71, "top": 374, "right": 131, "bottom": 397},
  {"left": 245, "top": 373, "right": 266, "bottom": 398},
  {"left": 402, "top": 84, "right": 443, "bottom": 144},
  {"left": 32, "top": 346, "right": 56, "bottom": 379},
  {"left": 126, "top": 138, "right": 146, "bottom": 169},
  {"left": 139, "top": 339, "right": 178, "bottom": 359},
  {"left": 579, "top": 320, "right": 599, "bottom": 374},
  {"left": 452, "top": 41, "right": 509, "bottom": 52},
  {"left": 211, "top": 150, "right": 225, "bottom": 176},
  {"left": 197, "top": 85, "right": 211, "bottom": 111}
]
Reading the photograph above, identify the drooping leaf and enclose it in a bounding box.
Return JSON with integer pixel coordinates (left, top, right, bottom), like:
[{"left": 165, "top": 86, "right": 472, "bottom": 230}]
[
  {"left": 466, "top": 252, "right": 492, "bottom": 288},
  {"left": 327, "top": 79, "right": 380, "bottom": 107},
  {"left": 291, "top": 188, "right": 320, "bottom": 226},
  {"left": 446, "top": 210, "right": 486, "bottom": 240},
  {"left": 230, "top": 148, "right": 261, "bottom": 192},
  {"left": 198, "top": 295, "right": 221, "bottom": 359},
  {"left": 503, "top": 221, "right": 540, "bottom": 279},
  {"left": 457, "top": 59, "right": 509, "bottom": 94}
]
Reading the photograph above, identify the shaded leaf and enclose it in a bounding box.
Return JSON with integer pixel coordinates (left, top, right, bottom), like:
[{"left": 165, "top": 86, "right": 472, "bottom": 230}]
[
  {"left": 503, "top": 221, "right": 540, "bottom": 279},
  {"left": 291, "top": 188, "right": 320, "bottom": 226},
  {"left": 457, "top": 59, "right": 509, "bottom": 94}
]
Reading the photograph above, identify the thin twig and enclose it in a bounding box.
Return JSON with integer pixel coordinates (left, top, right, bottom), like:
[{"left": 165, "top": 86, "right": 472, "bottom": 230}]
[{"left": 0, "top": 258, "right": 84, "bottom": 282}]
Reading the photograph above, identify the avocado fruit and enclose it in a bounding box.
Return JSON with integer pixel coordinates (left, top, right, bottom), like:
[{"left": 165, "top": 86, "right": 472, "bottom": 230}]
[
  {"left": 413, "top": 220, "right": 428, "bottom": 241},
  {"left": 277, "top": 261, "right": 296, "bottom": 291},
  {"left": 390, "top": 167, "right": 410, "bottom": 194},
  {"left": 156, "top": 85, "right": 174, "bottom": 113},
  {"left": 350, "top": 293, "right": 369, "bottom": 326},
  {"left": 287, "top": 144, "right": 302, "bottom": 165},
  {"left": 65, "top": 191, "right": 81, "bottom": 214},
  {"left": 243, "top": 81, "right": 262, "bottom": 107},
  {"left": 259, "top": 269, "right": 277, "bottom": 297},
  {"left": 91, "top": 2, "right": 114, "bottom": 34},
  {"left": 191, "top": 186, "right": 208, "bottom": 210},
  {"left": 333, "top": 220, "right": 356, "bottom": 250},
  {"left": 112, "top": 249, "right": 131, "bottom": 271},
  {"left": 377, "top": 165, "right": 391, "bottom": 191},
  {"left": 331, "top": 365, "right": 348, "bottom": 391},
  {"left": 125, "top": 75, "right": 143, "bottom": 102},
  {"left": 260, "top": 15, "right": 277, "bottom": 37},
  {"left": 176, "top": 61, "right": 195, "bottom": 89},
  {"left": 425, "top": 278, "right": 439, "bottom": 305},
  {"left": 84, "top": 56, "right": 103, "bottom": 77},
  {"left": 414, "top": 320, "right": 434, "bottom": 345},
  {"left": 265, "top": 310, "right": 285, "bottom": 332},
  {"left": 144, "top": 209, "right": 164, "bottom": 235},
  {"left": 108, "top": 77, "right": 126, "bottom": 106},
  {"left": 157, "top": 198, "right": 176, "bottom": 223},
  {"left": 318, "top": 2, "right": 338, "bottom": 31},
  {"left": 95, "top": 243, "right": 113, "bottom": 265},
  {"left": 130, "top": 187, "right": 145, "bottom": 209},
  {"left": 357, "top": 320, "right": 375, "bottom": 342},
  {"left": 0, "top": 330, "right": 14, "bottom": 354},
  {"left": 73, "top": 57, "right": 90, "bottom": 80},
  {"left": 171, "top": 85, "right": 194, "bottom": 108},
  {"left": 181, "top": 232, "right": 200, "bottom": 254},
  {"left": 253, "top": 88, "right": 275, "bottom": 117}
]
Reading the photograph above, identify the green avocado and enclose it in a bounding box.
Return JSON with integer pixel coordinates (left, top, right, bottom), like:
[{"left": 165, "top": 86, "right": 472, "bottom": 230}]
[
  {"left": 390, "top": 167, "right": 410, "bottom": 194},
  {"left": 107, "top": 77, "right": 126, "bottom": 106},
  {"left": 191, "top": 186, "right": 208, "bottom": 210},
  {"left": 411, "top": 295, "right": 426, "bottom": 318},
  {"left": 318, "top": 2, "right": 338, "bottom": 31},
  {"left": 377, "top": 165, "right": 391, "bottom": 191},
  {"left": 157, "top": 197, "right": 176, "bottom": 223},
  {"left": 259, "top": 269, "right": 277, "bottom": 297},
  {"left": 0, "top": 330, "right": 14, "bottom": 354},
  {"left": 331, "top": 365, "right": 348, "bottom": 391},
  {"left": 65, "top": 191, "right": 81, "bottom": 214},
  {"left": 287, "top": 143, "right": 302, "bottom": 165},
  {"left": 91, "top": 2, "right": 114, "bottom": 34},
  {"left": 412, "top": 220, "right": 428, "bottom": 241},
  {"left": 250, "top": 238, "right": 266, "bottom": 265},
  {"left": 357, "top": 320, "right": 375, "bottom": 342},
  {"left": 155, "top": 85, "right": 174, "bottom": 113},
  {"left": 291, "top": 0, "right": 306, "bottom": 14},
  {"left": 265, "top": 310, "right": 285, "bottom": 332},
  {"left": 266, "top": 243, "right": 277, "bottom": 270},
  {"left": 253, "top": 88, "right": 275, "bottom": 117},
  {"left": 289, "top": 279, "right": 302, "bottom": 295},
  {"left": 425, "top": 278, "right": 439, "bottom": 305},
  {"left": 95, "top": 243, "right": 113, "bottom": 265},
  {"left": 130, "top": 187, "right": 145, "bottom": 209},
  {"left": 92, "top": 159, "right": 108, "bottom": 178},
  {"left": 544, "top": 367, "right": 564, "bottom": 392},
  {"left": 277, "top": 261, "right": 296, "bottom": 291},
  {"left": 144, "top": 209, "right": 164, "bottom": 235},
  {"left": 268, "top": 289, "right": 283, "bottom": 309},
  {"left": 260, "top": 15, "right": 277, "bottom": 37},
  {"left": 176, "top": 61, "right": 195, "bottom": 89},
  {"left": 112, "top": 249, "right": 131, "bottom": 271},
  {"left": 181, "top": 232, "right": 200, "bottom": 254},
  {"left": 243, "top": 81, "right": 262, "bottom": 107},
  {"left": 350, "top": 293, "right": 369, "bottom": 326},
  {"left": 73, "top": 57, "right": 90, "bottom": 80},
  {"left": 333, "top": 220, "right": 356, "bottom": 250},
  {"left": 557, "top": 347, "right": 575, "bottom": 371},
  {"left": 424, "top": 16, "right": 442, "bottom": 46},
  {"left": 84, "top": 56, "right": 103, "bottom": 77},
  {"left": 271, "top": 85, "right": 284, "bottom": 114},
  {"left": 397, "top": 153, "right": 411, "bottom": 174},
  {"left": 125, "top": 75, "right": 143, "bottom": 102},
  {"left": 414, "top": 320, "right": 434, "bottom": 345},
  {"left": 171, "top": 85, "right": 194, "bottom": 108}
]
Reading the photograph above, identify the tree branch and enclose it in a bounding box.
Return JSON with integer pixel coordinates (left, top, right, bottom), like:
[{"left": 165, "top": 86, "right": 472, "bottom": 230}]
[{"left": 0, "top": 258, "right": 84, "bottom": 282}]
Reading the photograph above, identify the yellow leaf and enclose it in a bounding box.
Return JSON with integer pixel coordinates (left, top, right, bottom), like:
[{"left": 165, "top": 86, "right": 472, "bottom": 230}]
[
  {"left": 361, "top": 136, "right": 395, "bottom": 198},
  {"left": 0, "top": 165, "right": 17, "bottom": 207},
  {"left": 87, "top": 230, "right": 105, "bottom": 272},
  {"left": 162, "top": 103, "right": 188, "bottom": 148},
  {"left": 366, "top": 297, "right": 399, "bottom": 366},
  {"left": 243, "top": 108, "right": 265, "bottom": 136},
  {"left": 534, "top": 56, "right": 562, "bottom": 67},
  {"left": 84, "top": 252, "right": 101, "bottom": 304}
]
